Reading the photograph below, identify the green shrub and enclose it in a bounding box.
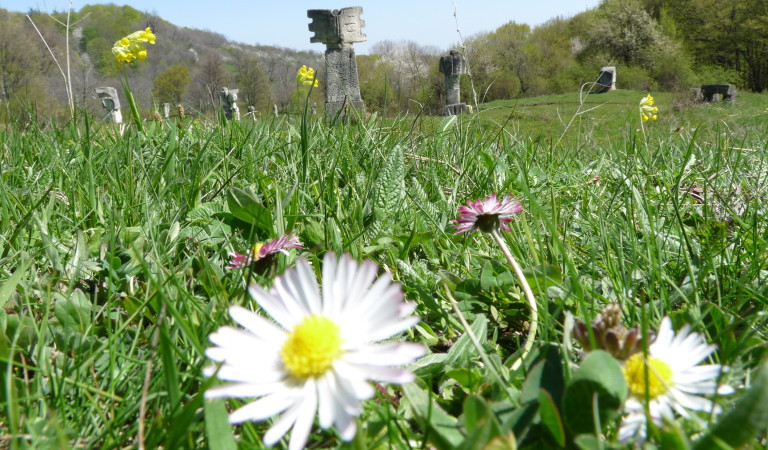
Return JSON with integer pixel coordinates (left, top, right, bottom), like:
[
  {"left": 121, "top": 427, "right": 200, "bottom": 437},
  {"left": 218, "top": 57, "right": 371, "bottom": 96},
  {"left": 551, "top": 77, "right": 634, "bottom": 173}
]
[
  {"left": 692, "top": 65, "right": 746, "bottom": 89},
  {"left": 618, "top": 65, "right": 657, "bottom": 91}
]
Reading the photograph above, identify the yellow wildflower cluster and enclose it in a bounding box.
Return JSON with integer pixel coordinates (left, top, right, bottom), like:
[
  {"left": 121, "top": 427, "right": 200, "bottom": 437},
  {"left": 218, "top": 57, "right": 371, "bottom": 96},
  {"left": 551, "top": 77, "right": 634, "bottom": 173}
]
[
  {"left": 112, "top": 27, "right": 156, "bottom": 67},
  {"left": 639, "top": 94, "right": 659, "bottom": 122},
  {"left": 296, "top": 65, "right": 319, "bottom": 87}
]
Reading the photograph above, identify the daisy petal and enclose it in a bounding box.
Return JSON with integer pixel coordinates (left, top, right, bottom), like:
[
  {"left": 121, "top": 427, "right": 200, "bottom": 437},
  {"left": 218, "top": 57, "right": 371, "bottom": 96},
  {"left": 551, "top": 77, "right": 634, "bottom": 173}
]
[{"left": 205, "top": 252, "right": 421, "bottom": 447}]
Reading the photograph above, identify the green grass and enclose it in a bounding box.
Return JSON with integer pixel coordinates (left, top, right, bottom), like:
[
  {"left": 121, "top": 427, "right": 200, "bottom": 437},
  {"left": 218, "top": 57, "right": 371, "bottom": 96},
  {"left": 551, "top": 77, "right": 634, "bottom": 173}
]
[
  {"left": 477, "top": 89, "right": 768, "bottom": 146},
  {"left": 1, "top": 89, "right": 767, "bottom": 448}
]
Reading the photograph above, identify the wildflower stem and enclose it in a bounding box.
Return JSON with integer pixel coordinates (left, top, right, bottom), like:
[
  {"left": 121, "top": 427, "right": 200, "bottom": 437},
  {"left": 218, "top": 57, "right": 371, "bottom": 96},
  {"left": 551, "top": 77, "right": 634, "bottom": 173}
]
[
  {"left": 443, "top": 283, "right": 514, "bottom": 399},
  {"left": 300, "top": 83, "right": 313, "bottom": 187},
  {"left": 121, "top": 70, "right": 144, "bottom": 133},
  {"left": 491, "top": 229, "right": 538, "bottom": 370}
]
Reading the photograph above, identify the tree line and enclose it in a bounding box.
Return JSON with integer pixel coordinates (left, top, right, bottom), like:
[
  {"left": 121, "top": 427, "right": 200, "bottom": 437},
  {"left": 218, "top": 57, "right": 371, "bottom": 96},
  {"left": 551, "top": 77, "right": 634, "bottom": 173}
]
[{"left": 1, "top": 0, "right": 765, "bottom": 123}]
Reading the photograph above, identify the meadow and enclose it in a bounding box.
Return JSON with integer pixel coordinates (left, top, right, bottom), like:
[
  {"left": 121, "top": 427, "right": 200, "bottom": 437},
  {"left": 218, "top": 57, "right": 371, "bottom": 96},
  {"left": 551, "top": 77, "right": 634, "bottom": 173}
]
[{"left": 1, "top": 88, "right": 767, "bottom": 449}]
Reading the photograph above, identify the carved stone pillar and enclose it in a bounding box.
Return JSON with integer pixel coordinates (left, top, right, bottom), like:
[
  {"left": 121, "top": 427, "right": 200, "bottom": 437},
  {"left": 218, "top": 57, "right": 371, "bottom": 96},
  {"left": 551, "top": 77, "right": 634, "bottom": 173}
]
[
  {"left": 439, "top": 51, "right": 468, "bottom": 115},
  {"left": 307, "top": 7, "right": 366, "bottom": 120},
  {"left": 95, "top": 87, "right": 123, "bottom": 123}
]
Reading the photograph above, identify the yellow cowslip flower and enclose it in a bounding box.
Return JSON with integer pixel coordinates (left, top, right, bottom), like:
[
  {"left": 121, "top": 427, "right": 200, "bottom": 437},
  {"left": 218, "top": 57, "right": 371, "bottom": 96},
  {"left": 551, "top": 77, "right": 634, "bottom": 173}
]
[
  {"left": 640, "top": 94, "right": 659, "bottom": 122},
  {"left": 296, "top": 65, "right": 319, "bottom": 87},
  {"left": 112, "top": 27, "right": 156, "bottom": 67}
]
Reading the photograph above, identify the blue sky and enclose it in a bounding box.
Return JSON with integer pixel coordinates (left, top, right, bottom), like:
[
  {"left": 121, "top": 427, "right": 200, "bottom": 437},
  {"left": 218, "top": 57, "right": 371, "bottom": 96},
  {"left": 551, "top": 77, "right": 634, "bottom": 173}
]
[{"left": 6, "top": 0, "right": 602, "bottom": 54}]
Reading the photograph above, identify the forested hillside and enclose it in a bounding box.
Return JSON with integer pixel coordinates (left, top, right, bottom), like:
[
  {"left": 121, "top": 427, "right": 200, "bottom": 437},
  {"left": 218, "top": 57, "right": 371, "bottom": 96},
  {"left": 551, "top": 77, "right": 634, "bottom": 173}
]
[{"left": 1, "top": 0, "right": 766, "bottom": 122}]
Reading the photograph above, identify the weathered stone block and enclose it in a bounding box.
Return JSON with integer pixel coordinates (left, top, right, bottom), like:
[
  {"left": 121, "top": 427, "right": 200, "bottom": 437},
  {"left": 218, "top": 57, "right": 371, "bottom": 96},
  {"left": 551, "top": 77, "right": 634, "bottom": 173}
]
[
  {"left": 440, "top": 50, "right": 469, "bottom": 115},
  {"left": 444, "top": 104, "right": 467, "bottom": 116},
  {"left": 307, "top": 7, "right": 366, "bottom": 49},
  {"left": 220, "top": 87, "right": 240, "bottom": 120},
  {"left": 691, "top": 88, "right": 703, "bottom": 102},
  {"left": 595, "top": 66, "right": 616, "bottom": 93},
  {"left": 95, "top": 87, "right": 123, "bottom": 123},
  {"left": 701, "top": 84, "right": 737, "bottom": 102},
  {"left": 308, "top": 6, "right": 366, "bottom": 120}
]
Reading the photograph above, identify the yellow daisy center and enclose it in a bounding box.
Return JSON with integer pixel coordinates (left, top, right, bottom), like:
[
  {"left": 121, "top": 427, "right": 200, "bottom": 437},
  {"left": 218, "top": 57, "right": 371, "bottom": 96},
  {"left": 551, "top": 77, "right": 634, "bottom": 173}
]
[
  {"left": 281, "top": 315, "right": 342, "bottom": 379},
  {"left": 624, "top": 353, "right": 673, "bottom": 399},
  {"left": 249, "top": 243, "right": 264, "bottom": 260}
]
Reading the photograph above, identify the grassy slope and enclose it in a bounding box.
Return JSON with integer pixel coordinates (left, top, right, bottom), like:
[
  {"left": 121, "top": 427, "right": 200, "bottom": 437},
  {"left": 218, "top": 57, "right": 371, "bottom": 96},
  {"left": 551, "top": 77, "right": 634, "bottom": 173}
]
[
  {"left": 0, "top": 89, "right": 766, "bottom": 447},
  {"left": 476, "top": 89, "right": 768, "bottom": 146}
]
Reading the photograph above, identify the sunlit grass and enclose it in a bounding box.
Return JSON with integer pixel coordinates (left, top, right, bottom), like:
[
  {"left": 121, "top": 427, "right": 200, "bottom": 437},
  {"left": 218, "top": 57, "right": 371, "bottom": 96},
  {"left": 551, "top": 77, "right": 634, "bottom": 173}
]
[{"left": 1, "top": 90, "right": 766, "bottom": 447}]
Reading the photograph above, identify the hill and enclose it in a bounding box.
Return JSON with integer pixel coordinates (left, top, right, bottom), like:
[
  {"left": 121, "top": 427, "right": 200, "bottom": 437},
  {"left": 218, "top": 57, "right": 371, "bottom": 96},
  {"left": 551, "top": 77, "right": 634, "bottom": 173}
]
[
  {"left": 1, "top": 0, "right": 767, "bottom": 123},
  {"left": 0, "top": 4, "right": 324, "bottom": 120}
]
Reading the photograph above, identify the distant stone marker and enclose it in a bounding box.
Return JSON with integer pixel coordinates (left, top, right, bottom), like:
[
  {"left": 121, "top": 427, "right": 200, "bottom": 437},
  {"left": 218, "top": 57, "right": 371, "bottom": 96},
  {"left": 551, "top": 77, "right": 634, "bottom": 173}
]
[
  {"left": 162, "top": 103, "right": 170, "bottom": 119},
  {"left": 595, "top": 66, "right": 616, "bottom": 93},
  {"left": 220, "top": 87, "right": 240, "bottom": 120},
  {"left": 307, "top": 6, "right": 366, "bottom": 119},
  {"left": 691, "top": 87, "right": 703, "bottom": 102},
  {"left": 439, "top": 50, "right": 468, "bottom": 115},
  {"left": 95, "top": 87, "right": 123, "bottom": 123},
  {"left": 701, "top": 84, "right": 737, "bottom": 102}
]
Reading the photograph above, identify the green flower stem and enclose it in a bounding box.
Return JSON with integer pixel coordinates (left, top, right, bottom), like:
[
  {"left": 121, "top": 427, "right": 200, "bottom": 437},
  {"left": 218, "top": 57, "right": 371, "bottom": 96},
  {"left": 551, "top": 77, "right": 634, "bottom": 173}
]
[
  {"left": 121, "top": 69, "right": 144, "bottom": 133},
  {"left": 299, "top": 83, "right": 314, "bottom": 187},
  {"left": 491, "top": 228, "right": 538, "bottom": 371},
  {"left": 443, "top": 283, "right": 515, "bottom": 401}
]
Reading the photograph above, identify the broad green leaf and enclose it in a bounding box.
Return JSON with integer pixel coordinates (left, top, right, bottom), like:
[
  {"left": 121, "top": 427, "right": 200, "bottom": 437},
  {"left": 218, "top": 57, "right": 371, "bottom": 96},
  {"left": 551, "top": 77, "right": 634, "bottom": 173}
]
[
  {"left": 461, "top": 397, "right": 503, "bottom": 449},
  {"left": 499, "top": 403, "right": 538, "bottom": 443},
  {"left": 4, "top": 314, "right": 36, "bottom": 349},
  {"left": 522, "top": 264, "right": 563, "bottom": 296},
  {"left": 659, "top": 421, "right": 691, "bottom": 450},
  {"left": 463, "top": 395, "right": 493, "bottom": 434},
  {"left": 204, "top": 399, "right": 237, "bottom": 450},
  {"left": 521, "top": 344, "right": 564, "bottom": 405},
  {"left": 692, "top": 361, "right": 768, "bottom": 450},
  {"left": 227, "top": 187, "right": 273, "bottom": 235},
  {"left": 53, "top": 289, "right": 93, "bottom": 334},
  {"left": 573, "top": 434, "right": 600, "bottom": 450},
  {"left": 410, "top": 353, "right": 449, "bottom": 377},
  {"left": 563, "top": 350, "right": 627, "bottom": 436},
  {"left": 402, "top": 382, "right": 464, "bottom": 449},
  {"left": 0, "top": 259, "right": 28, "bottom": 309},
  {"left": 186, "top": 202, "right": 227, "bottom": 222},
  {"left": 445, "top": 314, "right": 488, "bottom": 366},
  {"left": 538, "top": 389, "right": 565, "bottom": 447},
  {"left": 367, "top": 145, "right": 404, "bottom": 238},
  {"left": 447, "top": 367, "right": 483, "bottom": 390},
  {"left": 480, "top": 260, "right": 515, "bottom": 290}
]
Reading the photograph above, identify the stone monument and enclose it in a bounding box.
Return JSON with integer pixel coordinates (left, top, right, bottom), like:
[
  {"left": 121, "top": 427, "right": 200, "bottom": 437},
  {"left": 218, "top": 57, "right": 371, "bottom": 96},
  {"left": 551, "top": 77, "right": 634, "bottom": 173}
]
[
  {"left": 595, "top": 66, "right": 616, "bottom": 93},
  {"left": 307, "top": 6, "right": 366, "bottom": 119},
  {"left": 219, "top": 87, "right": 240, "bottom": 120},
  {"left": 701, "top": 84, "right": 737, "bottom": 102},
  {"left": 162, "top": 103, "right": 170, "bottom": 119},
  {"left": 95, "top": 87, "right": 123, "bottom": 123},
  {"left": 691, "top": 87, "right": 703, "bottom": 102},
  {"left": 439, "top": 50, "right": 468, "bottom": 115},
  {"left": 247, "top": 105, "right": 257, "bottom": 121}
]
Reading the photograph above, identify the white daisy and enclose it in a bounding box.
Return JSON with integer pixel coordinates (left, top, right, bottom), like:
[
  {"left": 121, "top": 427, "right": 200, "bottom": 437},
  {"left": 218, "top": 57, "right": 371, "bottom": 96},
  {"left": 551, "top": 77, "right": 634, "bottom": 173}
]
[
  {"left": 204, "top": 252, "right": 424, "bottom": 450},
  {"left": 618, "top": 317, "right": 734, "bottom": 443}
]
